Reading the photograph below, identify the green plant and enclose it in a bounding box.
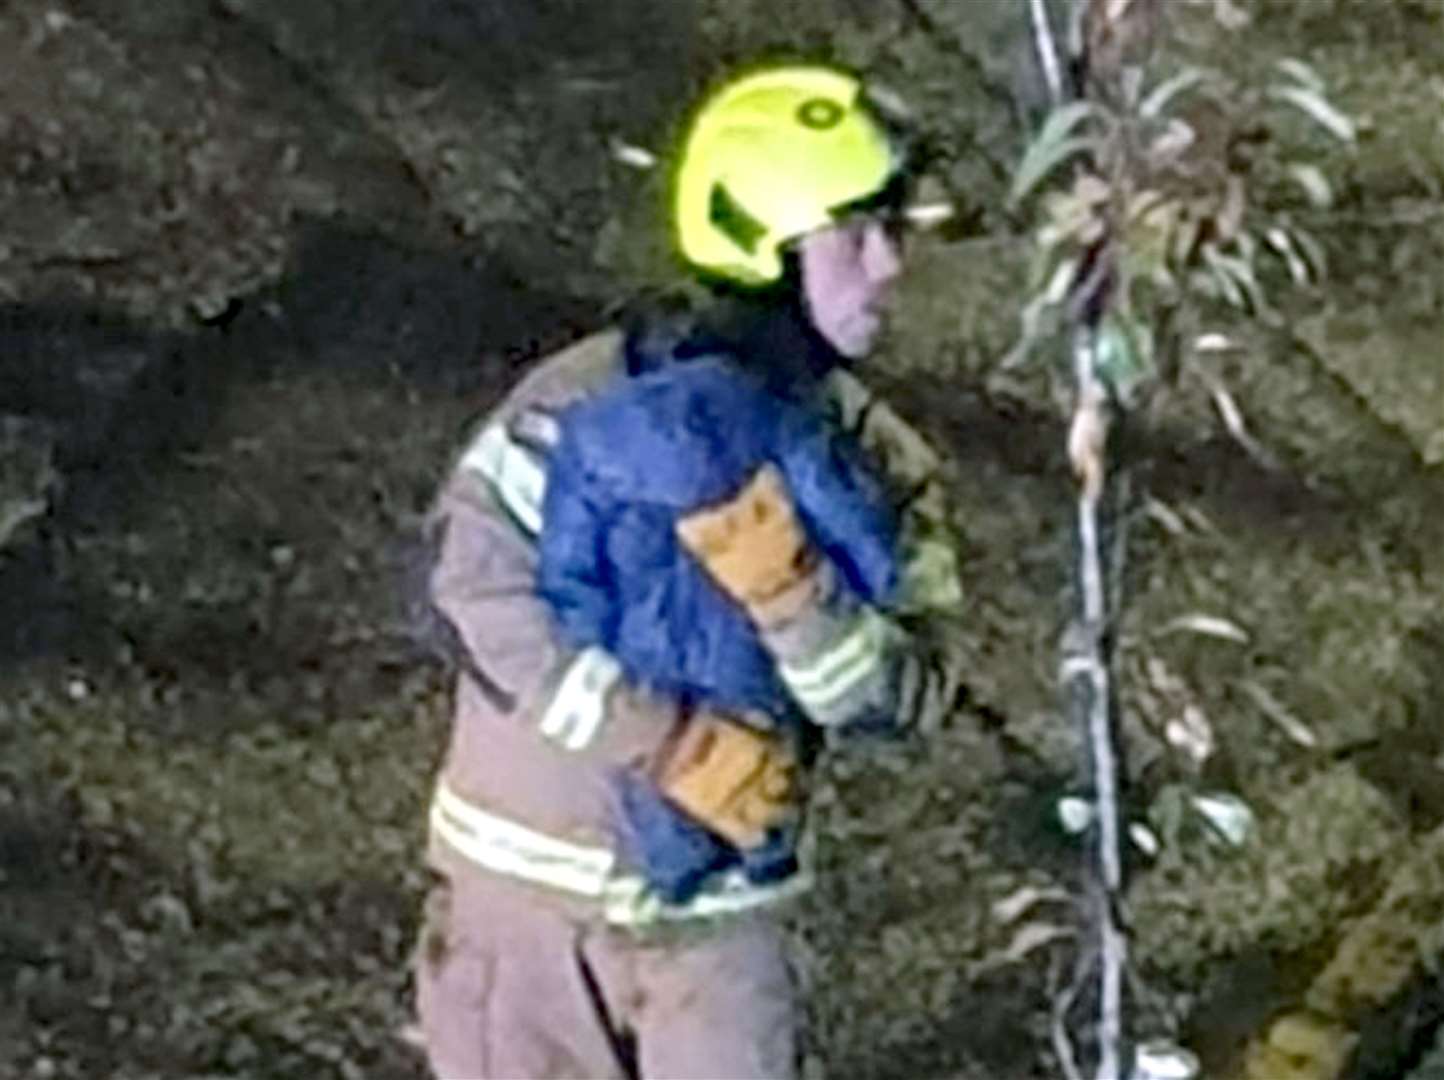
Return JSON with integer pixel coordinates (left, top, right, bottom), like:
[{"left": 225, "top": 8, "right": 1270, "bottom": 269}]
[
  {"left": 1010, "top": 7, "right": 1356, "bottom": 402},
  {"left": 1008, "top": 3, "right": 1357, "bottom": 1077}
]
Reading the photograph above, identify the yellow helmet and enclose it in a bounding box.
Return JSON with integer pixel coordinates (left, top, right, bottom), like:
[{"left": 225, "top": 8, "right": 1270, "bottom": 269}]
[{"left": 674, "top": 65, "right": 901, "bottom": 286}]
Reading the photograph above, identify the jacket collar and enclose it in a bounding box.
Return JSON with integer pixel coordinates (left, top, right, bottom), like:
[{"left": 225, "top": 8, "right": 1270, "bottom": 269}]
[{"left": 622, "top": 291, "right": 844, "bottom": 404}]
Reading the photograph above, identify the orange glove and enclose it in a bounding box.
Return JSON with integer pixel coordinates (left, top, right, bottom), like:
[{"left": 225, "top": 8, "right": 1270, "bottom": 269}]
[
  {"left": 651, "top": 711, "right": 799, "bottom": 850},
  {"left": 677, "top": 462, "right": 965, "bottom": 733},
  {"left": 674, "top": 463, "right": 824, "bottom": 629}
]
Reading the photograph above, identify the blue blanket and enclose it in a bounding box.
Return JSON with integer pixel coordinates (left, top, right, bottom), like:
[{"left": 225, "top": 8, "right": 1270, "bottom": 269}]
[{"left": 538, "top": 356, "right": 900, "bottom": 718}]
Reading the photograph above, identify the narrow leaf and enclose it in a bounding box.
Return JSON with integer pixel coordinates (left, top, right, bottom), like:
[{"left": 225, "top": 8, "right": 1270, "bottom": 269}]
[
  {"left": 1147, "top": 119, "right": 1197, "bottom": 167},
  {"left": 1287, "top": 163, "right": 1334, "bottom": 208},
  {"left": 1201, "top": 263, "right": 1244, "bottom": 308},
  {"left": 905, "top": 202, "right": 955, "bottom": 228},
  {"left": 1141, "top": 69, "right": 1210, "bottom": 119},
  {"left": 1236, "top": 228, "right": 1259, "bottom": 266},
  {"left": 1208, "top": 379, "right": 1281, "bottom": 468},
  {"left": 1210, "top": 249, "right": 1269, "bottom": 312},
  {"left": 1172, "top": 212, "right": 1202, "bottom": 266},
  {"left": 1270, "top": 85, "right": 1357, "bottom": 142},
  {"left": 1202, "top": 247, "right": 1247, "bottom": 309},
  {"left": 1192, "top": 793, "right": 1254, "bottom": 847},
  {"left": 1212, "top": 0, "right": 1251, "bottom": 29},
  {"left": 1129, "top": 823, "right": 1161, "bottom": 856},
  {"left": 998, "top": 922, "right": 1074, "bottom": 964},
  {"left": 1035, "top": 101, "right": 1102, "bottom": 156},
  {"left": 1042, "top": 253, "right": 1081, "bottom": 305},
  {"left": 1145, "top": 496, "right": 1189, "bottom": 536},
  {"left": 1193, "top": 332, "right": 1237, "bottom": 352},
  {"left": 1162, "top": 613, "right": 1250, "bottom": 643},
  {"left": 1039, "top": 192, "right": 1105, "bottom": 250},
  {"left": 1127, "top": 187, "right": 1170, "bottom": 225},
  {"left": 1210, "top": 381, "right": 1250, "bottom": 442},
  {"left": 1240, "top": 679, "right": 1318, "bottom": 748},
  {"left": 609, "top": 141, "right": 658, "bottom": 170},
  {"left": 992, "top": 885, "right": 1071, "bottom": 925},
  {"left": 1166, "top": 704, "right": 1216, "bottom": 766},
  {"left": 1003, "top": 256, "right": 1076, "bottom": 369},
  {"left": 1010, "top": 102, "right": 1102, "bottom": 205},
  {"left": 1275, "top": 57, "right": 1327, "bottom": 94},
  {"left": 1011, "top": 138, "right": 1097, "bottom": 206},
  {"left": 1265, "top": 226, "right": 1311, "bottom": 285},
  {"left": 1288, "top": 225, "right": 1328, "bottom": 280}
]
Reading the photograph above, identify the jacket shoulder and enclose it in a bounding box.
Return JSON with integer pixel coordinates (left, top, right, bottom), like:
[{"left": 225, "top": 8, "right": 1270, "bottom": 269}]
[
  {"left": 562, "top": 358, "right": 784, "bottom": 508},
  {"left": 502, "top": 329, "right": 628, "bottom": 417}
]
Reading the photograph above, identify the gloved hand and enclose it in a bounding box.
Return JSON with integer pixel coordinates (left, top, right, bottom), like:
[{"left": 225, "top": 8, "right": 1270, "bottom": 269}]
[
  {"left": 611, "top": 769, "right": 738, "bottom": 905},
  {"left": 677, "top": 462, "right": 968, "bottom": 733},
  {"left": 772, "top": 624, "right": 968, "bottom": 737},
  {"left": 650, "top": 709, "right": 800, "bottom": 850},
  {"left": 611, "top": 710, "right": 801, "bottom": 905},
  {"left": 890, "top": 627, "right": 971, "bottom": 735}
]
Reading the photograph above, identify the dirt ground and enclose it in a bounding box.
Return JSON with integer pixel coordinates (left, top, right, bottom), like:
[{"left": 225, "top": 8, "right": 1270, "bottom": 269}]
[{"left": 1, "top": 1, "right": 1442, "bottom": 1078}]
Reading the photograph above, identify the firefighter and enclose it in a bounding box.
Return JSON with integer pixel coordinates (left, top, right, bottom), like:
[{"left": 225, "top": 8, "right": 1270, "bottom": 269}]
[{"left": 414, "top": 63, "right": 968, "bottom": 1080}]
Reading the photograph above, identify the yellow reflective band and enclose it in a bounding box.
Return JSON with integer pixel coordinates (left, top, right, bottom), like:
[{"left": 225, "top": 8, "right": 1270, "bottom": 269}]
[
  {"left": 539, "top": 647, "right": 623, "bottom": 751},
  {"left": 431, "top": 782, "right": 616, "bottom": 897},
  {"left": 430, "top": 783, "right": 811, "bottom": 926},
  {"left": 780, "top": 608, "right": 891, "bottom": 715},
  {"left": 460, "top": 422, "right": 547, "bottom": 536}
]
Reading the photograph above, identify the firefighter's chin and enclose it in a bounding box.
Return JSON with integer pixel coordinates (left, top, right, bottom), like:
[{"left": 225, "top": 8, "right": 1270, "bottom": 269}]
[{"left": 820, "top": 309, "right": 880, "bottom": 360}]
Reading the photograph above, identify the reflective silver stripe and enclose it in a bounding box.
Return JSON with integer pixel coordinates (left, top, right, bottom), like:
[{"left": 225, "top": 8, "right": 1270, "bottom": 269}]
[
  {"left": 780, "top": 607, "right": 891, "bottom": 718},
  {"left": 431, "top": 782, "right": 615, "bottom": 897},
  {"left": 539, "top": 647, "right": 623, "bottom": 751},
  {"left": 460, "top": 422, "right": 547, "bottom": 535},
  {"left": 510, "top": 407, "right": 561, "bottom": 451},
  {"left": 430, "top": 783, "right": 809, "bottom": 926}
]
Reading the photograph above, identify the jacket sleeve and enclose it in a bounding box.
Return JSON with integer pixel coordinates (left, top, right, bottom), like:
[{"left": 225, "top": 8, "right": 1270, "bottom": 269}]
[
  {"left": 426, "top": 435, "right": 681, "bottom": 766},
  {"left": 535, "top": 423, "right": 615, "bottom": 654},
  {"left": 758, "top": 374, "right": 968, "bottom": 733},
  {"left": 773, "top": 408, "right": 900, "bottom": 607}
]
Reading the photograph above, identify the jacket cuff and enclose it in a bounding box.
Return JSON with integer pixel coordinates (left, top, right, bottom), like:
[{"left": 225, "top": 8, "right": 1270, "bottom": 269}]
[{"left": 768, "top": 603, "right": 900, "bottom": 728}]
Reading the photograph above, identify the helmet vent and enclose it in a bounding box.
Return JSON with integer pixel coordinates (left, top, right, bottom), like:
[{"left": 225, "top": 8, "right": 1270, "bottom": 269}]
[
  {"left": 708, "top": 183, "right": 767, "bottom": 255},
  {"left": 796, "top": 98, "right": 844, "bottom": 131}
]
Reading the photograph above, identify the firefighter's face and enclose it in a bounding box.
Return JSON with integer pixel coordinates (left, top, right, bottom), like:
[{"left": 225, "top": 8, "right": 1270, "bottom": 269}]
[{"left": 798, "top": 217, "right": 903, "bottom": 359}]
